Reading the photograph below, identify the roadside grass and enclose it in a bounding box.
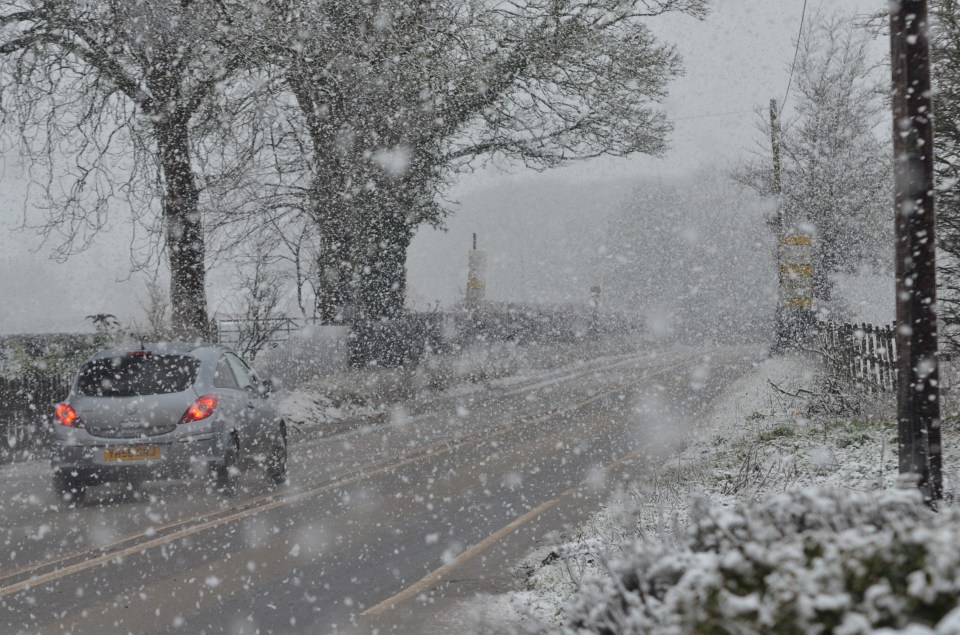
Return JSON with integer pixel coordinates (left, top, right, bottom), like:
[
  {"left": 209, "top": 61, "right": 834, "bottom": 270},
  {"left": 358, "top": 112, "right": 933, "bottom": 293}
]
[{"left": 754, "top": 422, "right": 796, "bottom": 443}]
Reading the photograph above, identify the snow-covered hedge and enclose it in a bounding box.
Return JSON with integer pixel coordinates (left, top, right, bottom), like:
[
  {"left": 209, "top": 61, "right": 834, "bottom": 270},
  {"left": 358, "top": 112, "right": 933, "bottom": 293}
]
[{"left": 566, "top": 488, "right": 960, "bottom": 635}]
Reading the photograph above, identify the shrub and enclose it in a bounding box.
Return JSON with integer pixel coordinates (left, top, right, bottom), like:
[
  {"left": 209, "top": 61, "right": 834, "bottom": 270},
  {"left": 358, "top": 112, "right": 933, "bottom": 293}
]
[{"left": 566, "top": 488, "right": 960, "bottom": 635}]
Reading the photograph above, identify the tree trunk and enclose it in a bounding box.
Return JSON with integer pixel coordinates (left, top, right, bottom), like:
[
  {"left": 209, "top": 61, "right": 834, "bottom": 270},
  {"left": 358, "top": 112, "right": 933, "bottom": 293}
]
[
  {"left": 314, "top": 216, "right": 411, "bottom": 323},
  {"left": 157, "top": 121, "right": 208, "bottom": 339},
  {"left": 314, "top": 245, "right": 353, "bottom": 324},
  {"left": 310, "top": 195, "right": 413, "bottom": 323},
  {"left": 312, "top": 195, "right": 358, "bottom": 324},
  {"left": 353, "top": 203, "right": 413, "bottom": 321},
  {"left": 354, "top": 238, "right": 411, "bottom": 321}
]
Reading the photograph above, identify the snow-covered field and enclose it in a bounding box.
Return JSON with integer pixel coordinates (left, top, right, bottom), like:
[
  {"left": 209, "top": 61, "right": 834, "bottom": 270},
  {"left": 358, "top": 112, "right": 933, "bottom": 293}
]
[{"left": 470, "top": 354, "right": 960, "bottom": 634}]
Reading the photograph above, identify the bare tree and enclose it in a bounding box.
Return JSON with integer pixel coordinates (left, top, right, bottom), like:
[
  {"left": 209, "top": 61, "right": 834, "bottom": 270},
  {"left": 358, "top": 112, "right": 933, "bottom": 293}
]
[
  {"left": 268, "top": 214, "right": 320, "bottom": 321},
  {"left": 272, "top": 0, "right": 708, "bottom": 322},
  {"left": 138, "top": 277, "right": 173, "bottom": 341},
  {"left": 224, "top": 240, "right": 288, "bottom": 363},
  {"left": 736, "top": 13, "right": 891, "bottom": 301},
  {"left": 0, "top": 1, "right": 268, "bottom": 338}
]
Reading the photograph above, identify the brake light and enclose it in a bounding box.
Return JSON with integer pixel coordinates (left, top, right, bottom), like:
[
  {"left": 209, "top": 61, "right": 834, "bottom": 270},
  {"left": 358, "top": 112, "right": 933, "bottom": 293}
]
[
  {"left": 55, "top": 403, "right": 82, "bottom": 427},
  {"left": 180, "top": 394, "right": 218, "bottom": 424}
]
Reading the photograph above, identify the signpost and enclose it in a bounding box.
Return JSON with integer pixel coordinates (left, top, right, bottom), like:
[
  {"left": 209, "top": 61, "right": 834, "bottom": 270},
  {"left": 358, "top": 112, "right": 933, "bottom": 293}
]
[
  {"left": 466, "top": 234, "right": 487, "bottom": 326},
  {"left": 770, "top": 99, "right": 814, "bottom": 352}
]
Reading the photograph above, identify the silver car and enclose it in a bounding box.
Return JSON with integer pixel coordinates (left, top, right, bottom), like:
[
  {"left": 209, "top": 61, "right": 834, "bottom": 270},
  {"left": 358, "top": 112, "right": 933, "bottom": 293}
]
[{"left": 51, "top": 342, "right": 287, "bottom": 504}]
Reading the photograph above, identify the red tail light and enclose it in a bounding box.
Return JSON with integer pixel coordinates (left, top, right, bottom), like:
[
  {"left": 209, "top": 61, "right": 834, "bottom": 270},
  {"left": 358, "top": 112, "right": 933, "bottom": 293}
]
[
  {"left": 180, "top": 394, "right": 218, "bottom": 424},
  {"left": 55, "top": 403, "right": 82, "bottom": 427}
]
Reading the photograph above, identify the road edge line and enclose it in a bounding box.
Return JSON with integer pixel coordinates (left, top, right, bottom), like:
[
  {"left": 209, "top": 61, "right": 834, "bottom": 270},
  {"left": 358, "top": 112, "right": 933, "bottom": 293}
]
[{"left": 360, "top": 498, "right": 560, "bottom": 617}]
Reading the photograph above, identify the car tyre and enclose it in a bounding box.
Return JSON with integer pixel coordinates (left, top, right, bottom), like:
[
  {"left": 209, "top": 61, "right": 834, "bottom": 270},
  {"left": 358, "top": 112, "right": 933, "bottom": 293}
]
[
  {"left": 54, "top": 471, "right": 86, "bottom": 507},
  {"left": 265, "top": 423, "right": 287, "bottom": 486},
  {"left": 212, "top": 434, "right": 239, "bottom": 495}
]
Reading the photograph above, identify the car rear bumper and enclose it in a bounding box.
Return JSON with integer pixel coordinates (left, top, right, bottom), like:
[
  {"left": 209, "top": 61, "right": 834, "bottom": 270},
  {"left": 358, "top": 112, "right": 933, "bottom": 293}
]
[{"left": 51, "top": 434, "right": 226, "bottom": 484}]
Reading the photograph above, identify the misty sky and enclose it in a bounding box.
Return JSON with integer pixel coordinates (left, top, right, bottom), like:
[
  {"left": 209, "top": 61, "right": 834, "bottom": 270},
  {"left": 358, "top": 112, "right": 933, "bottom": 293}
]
[{"left": 0, "top": 0, "right": 877, "bottom": 334}]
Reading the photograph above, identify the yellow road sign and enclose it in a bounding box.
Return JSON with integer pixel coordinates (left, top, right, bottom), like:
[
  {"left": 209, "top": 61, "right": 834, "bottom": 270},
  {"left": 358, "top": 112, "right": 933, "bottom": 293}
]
[{"left": 779, "top": 235, "right": 813, "bottom": 309}]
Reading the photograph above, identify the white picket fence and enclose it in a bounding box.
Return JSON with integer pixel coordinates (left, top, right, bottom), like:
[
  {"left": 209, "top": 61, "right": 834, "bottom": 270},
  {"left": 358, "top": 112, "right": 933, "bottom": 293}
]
[{"left": 817, "top": 321, "right": 898, "bottom": 393}]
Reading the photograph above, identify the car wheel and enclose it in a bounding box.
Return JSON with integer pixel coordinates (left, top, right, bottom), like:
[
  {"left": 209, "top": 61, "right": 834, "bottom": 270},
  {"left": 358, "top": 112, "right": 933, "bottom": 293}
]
[
  {"left": 265, "top": 424, "right": 287, "bottom": 485},
  {"left": 212, "top": 434, "right": 239, "bottom": 494},
  {"left": 54, "top": 470, "right": 86, "bottom": 507}
]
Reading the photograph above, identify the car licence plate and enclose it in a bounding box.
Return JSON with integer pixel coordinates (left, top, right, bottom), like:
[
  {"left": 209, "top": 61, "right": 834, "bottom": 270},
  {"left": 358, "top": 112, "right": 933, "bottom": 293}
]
[{"left": 103, "top": 445, "right": 161, "bottom": 461}]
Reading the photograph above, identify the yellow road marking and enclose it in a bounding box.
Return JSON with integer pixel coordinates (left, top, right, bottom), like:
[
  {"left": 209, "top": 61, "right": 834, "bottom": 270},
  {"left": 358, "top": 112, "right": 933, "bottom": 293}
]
[
  {"left": 361, "top": 498, "right": 561, "bottom": 617},
  {"left": 0, "top": 350, "right": 708, "bottom": 599},
  {"left": 0, "top": 446, "right": 487, "bottom": 599},
  {"left": 358, "top": 352, "right": 753, "bottom": 619}
]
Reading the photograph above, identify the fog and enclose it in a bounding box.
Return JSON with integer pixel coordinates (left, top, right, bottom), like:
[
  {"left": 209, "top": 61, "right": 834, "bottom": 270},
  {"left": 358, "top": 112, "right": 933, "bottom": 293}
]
[{"left": 0, "top": 0, "right": 875, "bottom": 336}]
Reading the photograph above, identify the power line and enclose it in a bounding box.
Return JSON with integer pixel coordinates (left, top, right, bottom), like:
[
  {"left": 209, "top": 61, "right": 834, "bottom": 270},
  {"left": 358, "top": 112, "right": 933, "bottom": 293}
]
[
  {"left": 673, "top": 109, "right": 756, "bottom": 121},
  {"left": 781, "top": 0, "right": 809, "bottom": 113}
]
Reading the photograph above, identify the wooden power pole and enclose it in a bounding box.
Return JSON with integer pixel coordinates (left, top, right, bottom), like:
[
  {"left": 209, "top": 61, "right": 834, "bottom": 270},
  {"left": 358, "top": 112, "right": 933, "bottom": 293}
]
[
  {"left": 890, "top": 0, "right": 943, "bottom": 502},
  {"left": 771, "top": 99, "right": 813, "bottom": 352},
  {"left": 770, "top": 98, "right": 783, "bottom": 231}
]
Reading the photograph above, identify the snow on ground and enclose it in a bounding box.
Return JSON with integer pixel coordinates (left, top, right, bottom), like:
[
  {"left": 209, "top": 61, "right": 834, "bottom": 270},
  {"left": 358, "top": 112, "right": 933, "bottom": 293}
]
[
  {"left": 278, "top": 391, "right": 381, "bottom": 437},
  {"left": 274, "top": 344, "right": 530, "bottom": 438},
  {"left": 470, "top": 353, "right": 960, "bottom": 634},
  {"left": 277, "top": 337, "right": 645, "bottom": 439}
]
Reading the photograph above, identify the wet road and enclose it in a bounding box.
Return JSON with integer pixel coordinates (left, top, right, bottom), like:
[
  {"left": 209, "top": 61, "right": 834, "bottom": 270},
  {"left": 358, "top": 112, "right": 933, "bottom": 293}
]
[{"left": 0, "top": 344, "right": 763, "bottom": 634}]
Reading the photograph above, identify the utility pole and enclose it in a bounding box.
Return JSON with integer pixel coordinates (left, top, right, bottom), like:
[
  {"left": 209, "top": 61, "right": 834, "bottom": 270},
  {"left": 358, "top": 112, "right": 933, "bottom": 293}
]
[
  {"left": 890, "top": 0, "right": 942, "bottom": 502},
  {"left": 771, "top": 98, "right": 813, "bottom": 353},
  {"left": 770, "top": 98, "right": 783, "bottom": 232}
]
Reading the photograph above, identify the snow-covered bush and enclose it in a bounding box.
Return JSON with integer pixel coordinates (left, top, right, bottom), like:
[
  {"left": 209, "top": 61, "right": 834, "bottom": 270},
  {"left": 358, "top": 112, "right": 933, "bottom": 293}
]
[{"left": 566, "top": 488, "right": 960, "bottom": 635}]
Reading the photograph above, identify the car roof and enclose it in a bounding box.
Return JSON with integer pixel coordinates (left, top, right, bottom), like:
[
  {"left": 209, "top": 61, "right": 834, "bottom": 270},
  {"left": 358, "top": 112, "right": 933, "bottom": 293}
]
[{"left": 86, "top": 342, "right": 232, "bottom": 361}]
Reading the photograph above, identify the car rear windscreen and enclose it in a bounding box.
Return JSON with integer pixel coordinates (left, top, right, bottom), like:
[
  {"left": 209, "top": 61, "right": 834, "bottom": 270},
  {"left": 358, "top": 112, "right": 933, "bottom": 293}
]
[{"left": 77, "top": 355, "right": 200, "bottom": 397}]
